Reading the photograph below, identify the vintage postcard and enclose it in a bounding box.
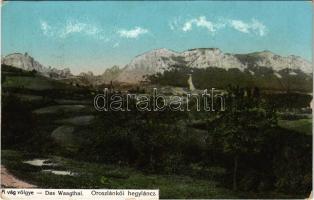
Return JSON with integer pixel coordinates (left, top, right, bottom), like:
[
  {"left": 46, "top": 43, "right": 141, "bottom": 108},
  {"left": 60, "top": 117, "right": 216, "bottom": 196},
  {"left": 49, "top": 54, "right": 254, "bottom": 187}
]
[{"left": 1, "top": 1, "right": 313, "bottom": 199}]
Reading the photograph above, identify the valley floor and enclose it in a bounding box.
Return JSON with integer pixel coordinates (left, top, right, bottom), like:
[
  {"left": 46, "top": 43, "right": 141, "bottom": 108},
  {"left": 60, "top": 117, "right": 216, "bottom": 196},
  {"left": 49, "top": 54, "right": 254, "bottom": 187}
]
[{"left": 1, "top": 150, "right": 302, "bottom": 199}]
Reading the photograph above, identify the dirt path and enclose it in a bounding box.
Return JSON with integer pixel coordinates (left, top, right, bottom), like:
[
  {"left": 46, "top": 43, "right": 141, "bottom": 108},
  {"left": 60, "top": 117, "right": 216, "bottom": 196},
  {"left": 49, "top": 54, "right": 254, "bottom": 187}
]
[{"left": 1, "top": 165, "right": 36, "bottom": 188}]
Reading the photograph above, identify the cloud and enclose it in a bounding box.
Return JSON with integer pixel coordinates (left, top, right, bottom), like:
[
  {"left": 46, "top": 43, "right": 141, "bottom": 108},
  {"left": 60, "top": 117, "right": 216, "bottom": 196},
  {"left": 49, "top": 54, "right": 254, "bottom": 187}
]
[
  {"left": 169, "top": 17, "right": 181, "bottom": 31},
  {"left": 117, "top": 27, "right": 148, "bottom": 39},
  {"left": 61, "top": 21, "right": 87, "bottom": 37},
  {"left": 40, "top": 20, "right": 53, "bottom": 36},
  {"left": 40, "top": 20, "right": 107, "bottom": 41},
  {"left": 169, "top": 21, "right": 176, "bottom": 31},
  {"left": 182, "top": 16, "right": 221, "bottom": 33},
  {"left": 250, "top": 19, "right": 267, "bottom": 36},
  {"left": 173, "top": 17, "right": 267, "bottom": 36},
  {"left": 229, "top": 20, "right": 250, "bottom": 33},
  {"left": 60, "top": 20, "right": 101, "bottom": 38},
  {"left": 40, "top": 19, "right": 149, "bottom": 47},
  {"left": 229, "top": 19, "right": 267, "bottom": 36},
  {"left": 182, "top": 21, "right": 193, "bottom": 32}
]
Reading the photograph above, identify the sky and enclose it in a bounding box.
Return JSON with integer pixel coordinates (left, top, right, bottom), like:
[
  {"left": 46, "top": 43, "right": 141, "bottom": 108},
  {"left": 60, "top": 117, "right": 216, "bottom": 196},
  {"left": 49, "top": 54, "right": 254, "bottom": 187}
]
[{"left": 2, "top": 1, "right": 312, "bottom": 74}]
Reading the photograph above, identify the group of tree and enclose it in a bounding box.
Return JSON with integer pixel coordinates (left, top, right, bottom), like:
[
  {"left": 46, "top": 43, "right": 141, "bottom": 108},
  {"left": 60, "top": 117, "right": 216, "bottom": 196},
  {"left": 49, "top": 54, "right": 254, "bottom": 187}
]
[{"left": 1, "top": 79, "right": 312, "bottom": 196}]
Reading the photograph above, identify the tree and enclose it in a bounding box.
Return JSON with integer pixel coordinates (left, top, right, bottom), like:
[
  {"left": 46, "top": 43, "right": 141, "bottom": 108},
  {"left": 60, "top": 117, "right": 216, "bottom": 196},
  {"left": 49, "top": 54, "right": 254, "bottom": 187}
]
[
  {"left": 2, "top": 94, "right": 34, "bottom": 149},
  {"left": 211, "top": 87, "right": 276, "bottom": 191}
]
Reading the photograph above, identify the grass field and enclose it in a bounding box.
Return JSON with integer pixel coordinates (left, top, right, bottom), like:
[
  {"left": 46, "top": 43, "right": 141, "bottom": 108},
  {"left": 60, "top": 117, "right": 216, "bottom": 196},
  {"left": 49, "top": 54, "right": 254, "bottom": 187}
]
[
  {"left": 1, "top": 65, "right": 311, "bottom": 199},
  {"left": 278, "top": 118, "right": 312, "bottom": 135},
  {"left": 1, "top": 150, "right": 237, "bottom": 199},
  {"left": 2, "top": 150, "right": 299, "bottom": 199}
]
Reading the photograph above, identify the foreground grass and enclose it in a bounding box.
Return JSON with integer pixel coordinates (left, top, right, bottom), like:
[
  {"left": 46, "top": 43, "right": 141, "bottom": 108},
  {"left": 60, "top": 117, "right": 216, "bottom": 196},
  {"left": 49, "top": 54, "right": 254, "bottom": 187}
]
[
  {"left": 2, "top": 150, "right": 237, "bottom": 199},
  {"left": 2, "top": 150, "right": 301, "bottom": 199},
  {"left": 278, "top": 118, "right": 312, "bottom": 135}
]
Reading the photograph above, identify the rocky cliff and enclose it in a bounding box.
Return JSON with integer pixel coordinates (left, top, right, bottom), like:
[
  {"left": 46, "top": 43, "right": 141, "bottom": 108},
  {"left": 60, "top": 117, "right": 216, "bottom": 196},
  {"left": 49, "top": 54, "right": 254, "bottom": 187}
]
[{"left": 116, "top": 48, "right": 312, "bottom": 83}]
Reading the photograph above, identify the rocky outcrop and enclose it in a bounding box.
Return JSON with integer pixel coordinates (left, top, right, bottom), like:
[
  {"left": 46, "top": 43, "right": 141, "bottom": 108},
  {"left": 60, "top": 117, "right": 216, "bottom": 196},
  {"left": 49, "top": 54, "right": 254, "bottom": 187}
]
[
  {"left": 2, "top": 53, "right": 44, "bottom": 72},
  {"left": 116, "top": 48, "right": 312, "bottom": 83},
  {"left": 116, "top": 48, "right": 183, "bottom": 83},
  {"left": 2, "top": 52, "right": 73, "bottom": 79},
  {"left": 101, "top": 65, "right": 122, "bottom": 83}
]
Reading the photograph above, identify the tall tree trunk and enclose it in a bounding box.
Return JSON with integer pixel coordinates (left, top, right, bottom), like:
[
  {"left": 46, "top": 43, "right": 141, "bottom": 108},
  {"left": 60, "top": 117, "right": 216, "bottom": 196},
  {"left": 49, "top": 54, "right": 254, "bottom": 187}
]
[{"left": 233, "top": 155, "right": 238, "bottom": 191}]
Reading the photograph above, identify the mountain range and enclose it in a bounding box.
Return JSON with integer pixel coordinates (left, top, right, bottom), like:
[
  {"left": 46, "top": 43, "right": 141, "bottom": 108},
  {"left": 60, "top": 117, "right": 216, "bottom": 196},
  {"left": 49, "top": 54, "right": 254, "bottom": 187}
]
[
  {"left": 1, "top": 53, "right": 72, "bottom": 79},
  {"left": 115, "top": 48, "right": 312, "bottom": 83},
  {"left": 1, "top": 48, "right": 312, "bottom": 89}
]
